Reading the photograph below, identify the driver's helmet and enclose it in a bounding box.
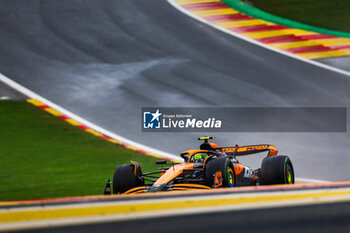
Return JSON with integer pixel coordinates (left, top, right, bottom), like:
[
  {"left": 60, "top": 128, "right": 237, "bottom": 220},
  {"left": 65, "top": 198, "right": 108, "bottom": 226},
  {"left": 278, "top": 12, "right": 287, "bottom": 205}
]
[{"left": 192, "top": 152, "right": 209, "bottom": 163}]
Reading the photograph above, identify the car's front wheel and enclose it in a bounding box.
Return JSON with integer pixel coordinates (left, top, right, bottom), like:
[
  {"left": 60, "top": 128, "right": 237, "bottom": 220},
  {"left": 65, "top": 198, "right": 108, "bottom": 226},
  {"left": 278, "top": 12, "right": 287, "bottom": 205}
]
[
  {"left": 113, "top": 163, "right": 144, "bottom": 194},
  {"left": 205, "top": 157, "right": 235, "bottom": 188}
]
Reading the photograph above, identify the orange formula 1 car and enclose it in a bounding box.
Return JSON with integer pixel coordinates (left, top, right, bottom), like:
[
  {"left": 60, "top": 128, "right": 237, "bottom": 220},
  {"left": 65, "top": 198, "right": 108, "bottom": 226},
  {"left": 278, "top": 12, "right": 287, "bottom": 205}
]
[{"left": 109, "top": 137, "right": 294, "bottom": 194}]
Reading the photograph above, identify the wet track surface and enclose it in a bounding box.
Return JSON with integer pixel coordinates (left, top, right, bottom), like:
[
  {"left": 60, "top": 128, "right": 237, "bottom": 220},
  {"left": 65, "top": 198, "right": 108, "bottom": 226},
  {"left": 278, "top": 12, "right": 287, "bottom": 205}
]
[
  {"left": 319, "top": 56, "right": 350, "bottom": 72},
  {"left": 0, "top": 0, "right": 350, "bottom": 181},
  {"left": 0, "top": 82, "right": 25, "bottom": 100}
]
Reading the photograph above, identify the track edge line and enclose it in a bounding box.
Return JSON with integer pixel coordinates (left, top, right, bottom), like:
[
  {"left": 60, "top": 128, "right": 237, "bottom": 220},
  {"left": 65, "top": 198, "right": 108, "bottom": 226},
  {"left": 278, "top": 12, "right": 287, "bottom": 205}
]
[{"left": 0, "top": 73, "right": 181, "bottom": 162}]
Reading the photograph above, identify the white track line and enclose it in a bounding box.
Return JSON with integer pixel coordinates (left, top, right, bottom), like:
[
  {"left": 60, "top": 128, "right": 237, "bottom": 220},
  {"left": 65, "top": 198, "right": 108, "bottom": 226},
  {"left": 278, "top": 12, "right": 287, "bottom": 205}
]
[
  {"left": 295, "top": 178, "right": 328, "bottom": 183},
  {"left": 0, "top": 73, "right": 329, "bottom": 182},
  {"left": 167, "top": 0, "right": 350, "bottom": 77},
  {"left": 0, "top": 73, "right": 181, "bottom": 161}
]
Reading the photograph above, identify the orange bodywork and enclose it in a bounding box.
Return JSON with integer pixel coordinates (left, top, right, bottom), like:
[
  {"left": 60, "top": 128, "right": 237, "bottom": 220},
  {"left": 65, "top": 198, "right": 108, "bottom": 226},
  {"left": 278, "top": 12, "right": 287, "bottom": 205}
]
[
  {"left": 123, "top": 183, "right": 210, "bottom": 195},
  {"left": 154, "top": 145, "right": 278, "bottom": 188},
  {"left": 123, "top": 143, "right": 279, "bottom": 194},
  {"left": 233, "top": 164, "right": 244, "bottom": 175},
  {"left": 209, "top": 143, "right": 220, "bottom": 148},
  {"left": 214, "top": 171, "right": 223, "bottom": 188},
  {"left": 130, "top": 161, "right": 137, "bottom": 174},
  {"left": 268, "top": 149, "right": 278, "bottom": 156},
  {"left": 222, "top": 144, "right": 278, "bottom": 156},
  {"left": 153, "top": 163, "right": 194, "bottom": 186}
]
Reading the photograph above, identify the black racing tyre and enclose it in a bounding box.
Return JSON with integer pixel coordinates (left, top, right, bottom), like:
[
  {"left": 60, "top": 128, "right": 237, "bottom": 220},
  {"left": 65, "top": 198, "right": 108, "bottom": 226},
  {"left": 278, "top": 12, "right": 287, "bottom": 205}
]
[
  {"left": 113, "top": 164, "right": 144, "bottom": 194},
  {"left": 205, "top": 156, "right": 235, "bottom": 188},
  {"left": 260, "top": 155, "right": 294, "bottom": 185}
]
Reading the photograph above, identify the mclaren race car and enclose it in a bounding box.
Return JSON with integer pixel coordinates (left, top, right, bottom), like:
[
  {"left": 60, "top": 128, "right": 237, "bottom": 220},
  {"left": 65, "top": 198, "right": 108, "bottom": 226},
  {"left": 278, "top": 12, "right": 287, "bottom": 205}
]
[{"left": 109, "top": 137, "right": 294, "bottom": 194}]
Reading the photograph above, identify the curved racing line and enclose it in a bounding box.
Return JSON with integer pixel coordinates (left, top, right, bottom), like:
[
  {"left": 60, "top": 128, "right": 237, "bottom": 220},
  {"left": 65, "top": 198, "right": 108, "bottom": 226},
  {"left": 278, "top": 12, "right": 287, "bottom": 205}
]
[
  {"left": 168, "top": 0, "right": 350, "bottom": 76},
  {"left": 0, "top": 73, "right": 181, "bottom": 162},
  {"left": 0, "top": 0, "right": 333, "bottom": 184},
  {"left": 0, "top": 74, "right": 326, "bottom": 184}
]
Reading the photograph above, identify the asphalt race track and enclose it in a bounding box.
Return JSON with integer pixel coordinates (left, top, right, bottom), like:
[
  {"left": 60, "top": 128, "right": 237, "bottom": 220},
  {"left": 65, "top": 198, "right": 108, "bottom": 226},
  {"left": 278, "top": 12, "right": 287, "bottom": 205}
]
[
  {"left": 0, "top": 0, "right": 350, "bottom": 183},
  {"left": 320, "top": 56, "right": 350, "bottom": 72},
  {"left": 0, "top": 82, "right": 25, "bottom": 100}
]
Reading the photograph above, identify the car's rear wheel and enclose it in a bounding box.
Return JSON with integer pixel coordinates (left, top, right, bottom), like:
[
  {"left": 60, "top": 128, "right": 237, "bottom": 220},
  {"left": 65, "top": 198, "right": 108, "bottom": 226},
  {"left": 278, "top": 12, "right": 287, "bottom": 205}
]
[
  {"left": 113, "top": 163, "right": 144, "bottom": 194},
  {"left": 260, "top": 155, "right": 294, "bottom": 185},
  {"left": 205, "top": 157, "right": 235, "bottom": 188}
]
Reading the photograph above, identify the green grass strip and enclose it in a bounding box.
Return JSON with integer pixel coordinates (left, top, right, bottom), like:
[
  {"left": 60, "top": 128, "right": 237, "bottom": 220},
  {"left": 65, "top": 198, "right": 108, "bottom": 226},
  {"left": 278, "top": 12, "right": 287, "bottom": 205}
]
[
  {"left": 0, "top": 100, "right": 159, "bottom": 201},
  {"left": 222, "top": 0, "right": 350, "bottom": 38}
]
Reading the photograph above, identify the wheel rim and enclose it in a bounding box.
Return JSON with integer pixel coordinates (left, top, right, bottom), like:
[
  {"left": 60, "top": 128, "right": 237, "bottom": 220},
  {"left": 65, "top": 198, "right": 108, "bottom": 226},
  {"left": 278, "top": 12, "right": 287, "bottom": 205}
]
[
  {"left": 227, "top": 167, "right": 235, "bottom": 187},
  {"left": 285, "top": 164, "right": 294, "bottom": 184}
]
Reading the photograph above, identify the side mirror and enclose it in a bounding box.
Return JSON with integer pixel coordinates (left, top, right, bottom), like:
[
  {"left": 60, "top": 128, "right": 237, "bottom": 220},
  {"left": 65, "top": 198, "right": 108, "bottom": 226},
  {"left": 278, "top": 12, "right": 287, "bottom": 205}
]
[
  {"left": 156, "top": 160, "right": 167, "bottom": 165},
  {"left": 180, "top": 153, "right": 189, "bottom": 162}
]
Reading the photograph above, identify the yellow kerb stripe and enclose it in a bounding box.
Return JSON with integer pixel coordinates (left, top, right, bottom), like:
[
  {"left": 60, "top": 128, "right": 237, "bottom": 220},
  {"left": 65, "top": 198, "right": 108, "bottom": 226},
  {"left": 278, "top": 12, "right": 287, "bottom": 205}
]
[
  {"left": 65, "top": 119, "right": 81, "bottom": 126},
  {"left": 85, "top": 128, "right": 103, "bottom": 137},
  {"left": 298, "top": 50, "right": 350, "bottom": 59},
  {"left": 44, "top": 108, "right": 62, "bottom": 117},
  {"left": 311, "top": 38, "right": 350, "bottom": 46},
  {"left": 243, "top": 29, "right": 317, "bottom": 39},
  {"left": 192, "top": 8, "right": 238, "bottom": 17},
  {"left": 125, "top": 145, "right": 139, "bottom": 151},
  {"left": 215, "top": 19, "right": 269, "bottom": 28},
  {"left": 107, "top": 138, "right": 121, "bottom": 144},
  {"left": 270, "top": 40, "right": 320, "bottom": 49},
  {"left": 26, "top": 99, "right": 44, "bottom": 106},
  {"left": 1, "top": 189, "right": 350, "bottom": 224}
]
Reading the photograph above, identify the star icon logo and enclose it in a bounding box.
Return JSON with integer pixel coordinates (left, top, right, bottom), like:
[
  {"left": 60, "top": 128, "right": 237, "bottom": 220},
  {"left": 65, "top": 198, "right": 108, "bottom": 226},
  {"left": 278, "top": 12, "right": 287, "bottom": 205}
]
[
  {"left": 143, "top": 109, "right": 162, "bottom": 129},
  {"left": 150, "top": 109, "right": 162, "bottom": 122}
]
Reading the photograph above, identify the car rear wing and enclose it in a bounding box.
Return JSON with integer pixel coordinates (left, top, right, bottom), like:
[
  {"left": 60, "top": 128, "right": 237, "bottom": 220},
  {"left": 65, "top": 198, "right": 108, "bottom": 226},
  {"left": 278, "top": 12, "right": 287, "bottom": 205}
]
[{"left": 220, "top": 144, "right": 278, "bottom": 157}]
